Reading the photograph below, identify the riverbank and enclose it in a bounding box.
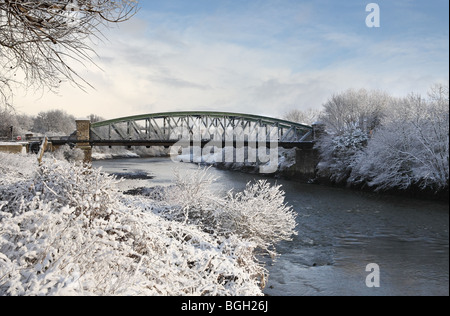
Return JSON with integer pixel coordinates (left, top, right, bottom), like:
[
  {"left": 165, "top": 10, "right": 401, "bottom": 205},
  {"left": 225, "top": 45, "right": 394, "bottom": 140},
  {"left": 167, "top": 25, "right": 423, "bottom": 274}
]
[
  {"left": 93, "top": 156, "right": 449, "bottom": 296},
  {"left": 208, "top": 158, "right": 449, "bottom": 203},
  {"left": 94, "top": 147, "right": 449, "bottom": 202},
  {"left": 306, "top": 175, "right": 449, "bottom": 203},
  {"left": 0, "top": 152, "right": 297, "bottom": 296}
]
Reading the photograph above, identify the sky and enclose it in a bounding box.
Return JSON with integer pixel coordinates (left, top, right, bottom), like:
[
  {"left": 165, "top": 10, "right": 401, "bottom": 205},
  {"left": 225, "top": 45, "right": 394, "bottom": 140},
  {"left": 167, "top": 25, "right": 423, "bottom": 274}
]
[{"left": 12, "top": 0, "right": 450, "bottom": 120}]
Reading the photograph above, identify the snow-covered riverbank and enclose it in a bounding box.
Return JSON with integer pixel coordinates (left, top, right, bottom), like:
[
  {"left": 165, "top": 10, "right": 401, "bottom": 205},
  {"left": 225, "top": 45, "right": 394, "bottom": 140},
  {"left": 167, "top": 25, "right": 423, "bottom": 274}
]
[{"left": 0, "top": 152, "right": 296, "bottom": 296}]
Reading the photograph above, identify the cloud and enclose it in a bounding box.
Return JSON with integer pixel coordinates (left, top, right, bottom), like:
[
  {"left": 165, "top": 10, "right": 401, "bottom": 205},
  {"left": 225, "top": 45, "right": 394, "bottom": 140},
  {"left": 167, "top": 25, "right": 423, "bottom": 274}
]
[{"left": 12, "top": 1, "right": 449, "bottom": 121}]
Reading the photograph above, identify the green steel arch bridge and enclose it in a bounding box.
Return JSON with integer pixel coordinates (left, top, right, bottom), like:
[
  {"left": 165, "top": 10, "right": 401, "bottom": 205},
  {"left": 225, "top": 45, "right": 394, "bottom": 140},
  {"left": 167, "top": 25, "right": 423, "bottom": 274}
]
[{"left": 86, "top": 111, "right": 315, "bottom": 149}]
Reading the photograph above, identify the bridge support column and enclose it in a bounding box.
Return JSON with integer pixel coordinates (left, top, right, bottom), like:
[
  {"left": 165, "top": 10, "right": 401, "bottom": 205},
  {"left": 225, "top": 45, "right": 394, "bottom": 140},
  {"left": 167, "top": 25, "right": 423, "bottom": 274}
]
[
  {"left": 294, "top": 148, "right": 319, "bottom": 180},
  {"left": 76, "top": 119, "right": 92, "bottom": 164}
]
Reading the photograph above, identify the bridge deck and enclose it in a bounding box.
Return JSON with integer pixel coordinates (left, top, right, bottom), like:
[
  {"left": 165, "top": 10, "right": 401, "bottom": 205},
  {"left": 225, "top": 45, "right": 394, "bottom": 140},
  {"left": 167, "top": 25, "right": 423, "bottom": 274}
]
[{"left": 50, "top": 139, "right": 314, "bottom": 149}]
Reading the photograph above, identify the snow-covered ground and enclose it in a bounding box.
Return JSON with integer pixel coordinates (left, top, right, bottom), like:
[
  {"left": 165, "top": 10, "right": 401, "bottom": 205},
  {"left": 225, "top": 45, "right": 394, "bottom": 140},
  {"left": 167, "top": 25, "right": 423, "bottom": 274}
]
[
  {"left": 173, "top": 148, "right": 297, "bottom": 175},
  {"left": 92, "top": 150, "right": 140, "bottom": 160},
  {"left": 0, "top": 152, "right": 296, "bottom": 296},
  {"left": 91, "top": 146, "right": 168, "bottom": 161}
]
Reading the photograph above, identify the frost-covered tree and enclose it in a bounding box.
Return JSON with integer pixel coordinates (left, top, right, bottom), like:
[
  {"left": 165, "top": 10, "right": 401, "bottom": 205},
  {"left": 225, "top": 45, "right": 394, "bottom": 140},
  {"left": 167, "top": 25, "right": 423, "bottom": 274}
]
[
  {"left": 315, "top": 89, "right": 391, "bottom": 184},
  {"left": 320, "top": 88, "right": 391, "bottom": 134},
  {"left": 32, "top": 109, "right": 76, "bottom": 135},
  {"left": 316, "top": 127, "right": 369, "bottom": 184},
  {"left": 350, "top": 85, "right": 449, "bottom": 192},
  {"left": 0, "top": 108, "right": 16, "bottom": 138},
  {"left": 13, "top": 113, "right": 34, "bottom": 134},
  {"left": 283, "top": 108, "right": 321, "bottom": 125},
  {"left": 0, "top": 108, "right": 33, "bottom": 139},
  {"left": 0, "top": 0, "right": 138, "bottom": 108}
]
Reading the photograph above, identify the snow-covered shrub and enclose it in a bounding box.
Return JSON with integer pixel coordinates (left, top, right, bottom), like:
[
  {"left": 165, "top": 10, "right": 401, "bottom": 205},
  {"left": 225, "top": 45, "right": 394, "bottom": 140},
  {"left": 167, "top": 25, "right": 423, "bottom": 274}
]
[
  {"left": 315, "top": 88, "right": 392, "bottom": 184},
  {"left": 0, "top": 153, "right": 39, "bottom": 215},
  {"left": 161, "top": 167, "right": 223, "bottom": 227},
  {"left": 1, "top": 153, "right": 297, "bottom": 296},
  {"left": 0, "top": 199, "right": 265, "bottom": 295},
  {"left": 0, "top": 157, "right": 120, "bottom": 218},
  {"left": 224, "top": 181, "right": 297, "bottom": 258},
  {"left": 53, "top": 145, "right": 85, "bottom": 162},
  {"left": 316, "top": 128, "right": 369, "bottom": 184},
  {"left": 159, "top": 168, "right": 297, "bottom": 258},
  {"left": 0, "top": 152, "right": 37, "bottom": 177},
  {"left": 349, "top": 123, "right": 417, "bottom": 190}
]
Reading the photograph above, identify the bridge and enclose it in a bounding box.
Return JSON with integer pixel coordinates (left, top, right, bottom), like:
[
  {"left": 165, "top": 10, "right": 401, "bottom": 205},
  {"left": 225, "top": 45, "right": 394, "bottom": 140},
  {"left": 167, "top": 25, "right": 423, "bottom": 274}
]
[
  {"left": 30, "top": 111, "right": 319, "bottom": 174},
  {"left": 87, "top": 111, "right": 315, "bottom": 148}
]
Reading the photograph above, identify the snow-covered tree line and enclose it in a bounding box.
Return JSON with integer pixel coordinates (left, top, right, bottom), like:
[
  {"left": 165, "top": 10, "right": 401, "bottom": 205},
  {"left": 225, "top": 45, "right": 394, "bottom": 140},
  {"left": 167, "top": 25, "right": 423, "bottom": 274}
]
[
  {"left": 310, "top": 83, "right": 449, "bottom": 194},
  {"left": 0, "top": 152, "right": 297, "bottom": 296},
  {"left": 0, "top": 108, "right": 80, "bottom": 139}
]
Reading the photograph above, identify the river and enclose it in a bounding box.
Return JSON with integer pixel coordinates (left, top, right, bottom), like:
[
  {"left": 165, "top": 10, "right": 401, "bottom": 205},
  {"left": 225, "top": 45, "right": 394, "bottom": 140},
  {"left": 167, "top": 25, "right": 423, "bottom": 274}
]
[{"left": 93, "top": 157, "right": 449, "bottom": 296}]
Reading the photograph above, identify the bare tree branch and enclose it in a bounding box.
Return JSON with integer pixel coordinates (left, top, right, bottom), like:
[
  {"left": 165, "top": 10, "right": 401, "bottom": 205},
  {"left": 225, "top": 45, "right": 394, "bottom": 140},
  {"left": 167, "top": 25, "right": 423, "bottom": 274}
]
[{"left": 0, "top": 0, "right": 138, "bottom": 108}]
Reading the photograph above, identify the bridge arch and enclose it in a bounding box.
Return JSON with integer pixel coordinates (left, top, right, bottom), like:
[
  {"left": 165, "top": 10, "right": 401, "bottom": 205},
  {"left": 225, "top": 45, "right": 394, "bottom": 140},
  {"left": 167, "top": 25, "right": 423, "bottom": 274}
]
[{"left": 89, "top": 111, "right": 314, "bottom": 148}]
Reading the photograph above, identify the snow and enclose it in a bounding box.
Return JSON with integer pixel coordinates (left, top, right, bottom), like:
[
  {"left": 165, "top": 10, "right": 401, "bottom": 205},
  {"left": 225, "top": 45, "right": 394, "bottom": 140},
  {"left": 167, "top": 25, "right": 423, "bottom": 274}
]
[
  {"left": 92, "top": 151, "right": 139, "bottom": 160},
  {"left": 0, "top": 152, "right": 297, "bottom": 296},
  {"left": 92, "top": 147, "right": 168, "bottom": 161},
  {"left": 173, "top": 148, "right": 297, "bottom": 175},
  {"left": 316, "top": 94, "right": 449, "bottom": 192}
]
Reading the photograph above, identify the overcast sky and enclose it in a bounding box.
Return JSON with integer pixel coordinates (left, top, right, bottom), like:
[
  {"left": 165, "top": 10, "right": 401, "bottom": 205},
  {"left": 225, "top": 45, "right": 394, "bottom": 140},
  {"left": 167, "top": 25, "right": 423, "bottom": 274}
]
[{"left": 13, "top": 0, "right": 450, "bottom": 120}]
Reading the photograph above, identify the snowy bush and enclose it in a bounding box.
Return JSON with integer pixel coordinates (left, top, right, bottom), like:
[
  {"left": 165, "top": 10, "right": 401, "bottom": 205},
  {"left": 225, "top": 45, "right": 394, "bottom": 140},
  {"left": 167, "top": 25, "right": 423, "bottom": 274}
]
[
  {"left": 350, "top": 92, "right": 449, "bottom": 192},
  {"left": 0, "top": 200, "right": 265, "bottom": 295},
  {"left": 1, "top": 153, "right": 296, "bottom": 296},
  {"left": 0, "top": 157, "right": 120, "bottom": 218},
  {"left": 316, "top": 128, "right": 369, "bottom": 184},
  {"left": 159, "top": 168, "right": 297, "bottom": 259},
  {"left": 160, "top": 167, "right": 223, "bottom": 227},
  {"left": 316, "top": 84, "right": 449, "bottom": 193},
  {"left": 315, "top": 88, "right": 389, "bottom": 184},
  {"left": 223, "top": 181, "right": 297, "bottom": 258},
  {"left": 53, "top": 145, "right": 85, "bottom": 163}
]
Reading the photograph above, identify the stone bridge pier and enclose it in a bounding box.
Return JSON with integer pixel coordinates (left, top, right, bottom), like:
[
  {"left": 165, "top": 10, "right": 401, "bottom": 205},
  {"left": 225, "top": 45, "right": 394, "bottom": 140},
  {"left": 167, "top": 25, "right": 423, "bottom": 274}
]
[
  {"left": 76, "top": 119, "right": 92, "bottom": 163},
  {"left": 283, "top": 122, "right": 324, "bottom": 181}
]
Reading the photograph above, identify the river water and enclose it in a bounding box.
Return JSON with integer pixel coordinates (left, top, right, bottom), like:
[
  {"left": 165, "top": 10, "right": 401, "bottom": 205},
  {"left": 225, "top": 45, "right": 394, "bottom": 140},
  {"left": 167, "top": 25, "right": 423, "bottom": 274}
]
[{"left": 93, "top": 157, "right": 449, "bottom": 296}]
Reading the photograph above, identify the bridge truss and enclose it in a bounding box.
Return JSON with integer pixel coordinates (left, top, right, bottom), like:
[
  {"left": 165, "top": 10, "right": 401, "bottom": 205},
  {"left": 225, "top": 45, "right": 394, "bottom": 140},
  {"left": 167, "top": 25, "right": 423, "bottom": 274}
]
[{"left": 89, "top": 112, "right": 314, "bottom": 148}]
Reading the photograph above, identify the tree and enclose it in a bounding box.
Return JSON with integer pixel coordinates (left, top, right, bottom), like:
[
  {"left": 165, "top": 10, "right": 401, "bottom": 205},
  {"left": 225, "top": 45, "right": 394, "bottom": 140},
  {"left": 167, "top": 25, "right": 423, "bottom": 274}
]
[
  {"left": 319, "top": 88, "right": 391, "bottom": 134},
  {"left": 32, "top": 109, "right": 76, "bottom": 135},
  {"left": 315, "top": 89, "right": 391, "bottom": 183},
  {"left": 14, "top": 112, "right": 34, "bottom": 134},
  {"left": 316, "top": 127, "right": 369, "bottom": 184},
  {"left": 350, "top": 84, "right": 449, "bottom": 192},
  {"left": 0, "top": 108, "right": 35, "bottom": 138},
  {"left": 0, "top": 0, "right": 138, "bottom": 108},
  {"left": 283, "top": 108, "right": 321, "bottom": 125},
  {"left": 88, "top": 113, "right": 105, "bottom": 123},
  {"left": 0, "top": 107, "right": 17, "bottom": 138}
]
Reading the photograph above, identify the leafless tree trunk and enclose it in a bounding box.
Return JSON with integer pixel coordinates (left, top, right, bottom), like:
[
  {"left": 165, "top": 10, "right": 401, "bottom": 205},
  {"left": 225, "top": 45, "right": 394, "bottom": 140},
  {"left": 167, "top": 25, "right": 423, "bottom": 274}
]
[{"left": 0, "top": 0, "right": 138, "bottom": 108}]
